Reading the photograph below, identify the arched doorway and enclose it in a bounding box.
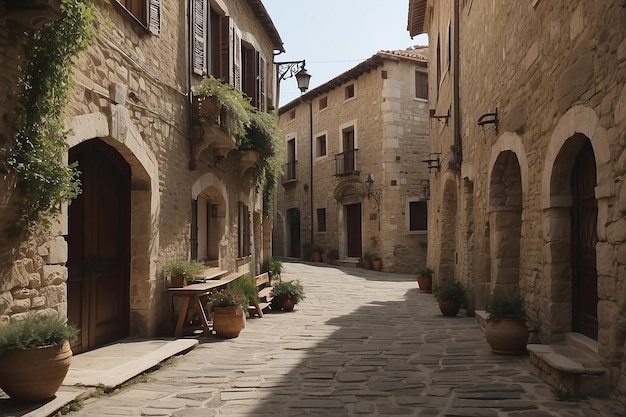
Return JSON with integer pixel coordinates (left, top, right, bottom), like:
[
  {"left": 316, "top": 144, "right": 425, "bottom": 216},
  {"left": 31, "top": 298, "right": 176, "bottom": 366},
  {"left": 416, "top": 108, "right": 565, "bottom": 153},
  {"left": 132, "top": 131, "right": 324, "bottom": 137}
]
[
  {"left": 571, "top": 140, "right": 598, "bottom": 339},
  {"left": 67, "top": 138, "right": 131, "bottom": 353},
  {"left": 488, "top": 151, "right": 523, "bottom": 296}
]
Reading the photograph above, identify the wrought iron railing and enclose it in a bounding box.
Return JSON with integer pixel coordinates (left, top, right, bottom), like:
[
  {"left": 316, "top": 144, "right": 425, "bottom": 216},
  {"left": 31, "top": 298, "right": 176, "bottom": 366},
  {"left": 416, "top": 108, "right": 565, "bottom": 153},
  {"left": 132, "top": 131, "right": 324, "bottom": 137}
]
[{"left": 335, "top": 149, "right": 359, "bottom": 176}]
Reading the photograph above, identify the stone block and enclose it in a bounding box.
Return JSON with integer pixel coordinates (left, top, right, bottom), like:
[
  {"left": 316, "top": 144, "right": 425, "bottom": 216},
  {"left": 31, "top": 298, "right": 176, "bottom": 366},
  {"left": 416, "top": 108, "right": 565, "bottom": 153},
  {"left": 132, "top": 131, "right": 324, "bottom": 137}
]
[
  {"left": 10, "top": 298, "right": 30, "bottom": 313},
  {"left": 39, "top": 285, "right": 66, "bottom": 307},
  {"left": 46, "top": 236, "right": 68, "bottom": 264},
  {"left": 31, "top": 296, "right": 46, "bottom": 308},
  {"left": 557, "top": 53, "right": 593, "bottom": 113},
  {"left": 1, "top": 260, "right": 32, "bottom": 292},
  {"left": 0, "top": 292, "right": 12, "bottom": 316},
  {"left": 606, "top": 217, "right": 626, "bottom": 243},
  {"left": 41, "top": 265, "right": 67, "bottom": 286}
]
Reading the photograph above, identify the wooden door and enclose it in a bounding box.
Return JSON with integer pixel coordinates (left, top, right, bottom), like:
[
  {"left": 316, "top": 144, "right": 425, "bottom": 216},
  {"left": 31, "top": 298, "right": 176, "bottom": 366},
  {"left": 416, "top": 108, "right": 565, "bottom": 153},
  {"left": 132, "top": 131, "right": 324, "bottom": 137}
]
[
  {"left": 287, "top": 208, "right": 300, "bottom": 258},
  {"left": 67, "top": 139, "right": 131, "bottom": 353},
  {"left": 571, "top": 141, "right": 598, "bottom": 340},
  {"left": 345, "top": 203, "right": 362, "bottom": 258}
]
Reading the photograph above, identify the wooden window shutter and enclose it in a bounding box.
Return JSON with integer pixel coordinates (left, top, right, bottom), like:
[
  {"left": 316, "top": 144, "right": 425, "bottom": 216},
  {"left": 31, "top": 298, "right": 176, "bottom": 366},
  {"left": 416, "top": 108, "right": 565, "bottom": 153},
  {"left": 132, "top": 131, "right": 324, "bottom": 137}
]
[
  {"left": 148, "top": 0, "right": 160, "bottom": 35},
  {"left": 258, "top": 53, "right": 266, "bottom": 112},
  {"left": 192, "top": 0, "right": 206, "bottom": 75},
  {"left": 219, "top": 15, "right": 231, "bottom": 82},
  {"left": 233, "top": 29, "right": 241, "bottom": 89}
]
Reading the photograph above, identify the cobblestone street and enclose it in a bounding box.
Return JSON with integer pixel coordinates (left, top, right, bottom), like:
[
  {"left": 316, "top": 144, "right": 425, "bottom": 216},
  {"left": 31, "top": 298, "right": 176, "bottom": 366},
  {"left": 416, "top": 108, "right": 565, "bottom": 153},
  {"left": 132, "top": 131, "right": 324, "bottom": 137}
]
[{"left": 68, "top": 261, "right": 625, "bottom": 417}]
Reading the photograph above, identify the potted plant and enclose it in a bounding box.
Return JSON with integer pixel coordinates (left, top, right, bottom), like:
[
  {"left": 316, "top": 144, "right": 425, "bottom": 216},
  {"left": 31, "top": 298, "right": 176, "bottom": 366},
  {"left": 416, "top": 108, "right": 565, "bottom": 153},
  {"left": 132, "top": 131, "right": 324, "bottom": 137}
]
[
  {"left": 208, "top": 289, "right": 246, "bottom": 338},
  {"left": 192, "top": 75, "right": 252, "bottom": 139},
  {"left": 414, "top": 266, "right": 434, "bottom": 293},
  {"left": 0, "top": 314, "right": 78, "bottom": 402},
  {"left": 362, "top": 251, "right": 374, "bottom": 270},
  {"left": 270, "top": 279, "right": 305, "bottom": 312},
  {"left": 165, "top": 260, "right": 205, "bottom": 287},
  {"left": 328, "top": 249, "right": 339, "bottom": 265},
  {"left": 484, "top": 294, "right": 529, "bottom": 355},
  {"left": 432, "top": 280, "right": 467, "bottom": 317},
  {"left": 311, "top": 245, "right": 324, "bottom": 262},
  {"left": 321, "top": 250, "right": 330, "bottom": 264},
  {"left": 261, "top": 257, "right": 283, "bottom": 281},
  {"left": 371, "top": 254, "right": 382, "bottom": 271}
]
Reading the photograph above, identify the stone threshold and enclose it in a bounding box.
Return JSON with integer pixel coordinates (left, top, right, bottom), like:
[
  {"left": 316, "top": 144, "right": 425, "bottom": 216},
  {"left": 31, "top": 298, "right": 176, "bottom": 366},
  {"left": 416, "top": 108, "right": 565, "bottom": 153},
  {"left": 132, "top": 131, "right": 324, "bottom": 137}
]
[{"left": 337, "top": 257, "right": 359, "bottom": 268}]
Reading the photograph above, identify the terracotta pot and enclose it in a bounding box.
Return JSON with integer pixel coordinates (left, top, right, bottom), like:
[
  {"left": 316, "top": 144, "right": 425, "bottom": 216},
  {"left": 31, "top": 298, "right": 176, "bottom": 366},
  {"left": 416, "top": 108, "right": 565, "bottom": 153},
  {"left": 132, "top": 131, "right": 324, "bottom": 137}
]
[
  {"left": 372, "top": 260, "right": 382, "bottom": 271},
  {"left": 438, "top": 300, "right": 462, "bottom": 317},
  {"left": 321, "top": 252, "right": 330, "bottom": 263},
  {"left": 272, "top": 296, "right": 296, "bottom": 312},
  {"left": 212, "top": 306, "right": 244, "bottom": 338},
  {"left": 311, "top": 251, "right": 321, "bottom": 262},
  {"left": 363, "top": 259, "right": 372, "bottom": 270},
  {"left": 484, "top": 317, "right": 529, "bottom": 355},
  {"left": 0, "top": 340, "right": 72, "bottom": 402},
  {"left": 416, "top": 274, "right": 432, "bottom": 293},
  {"left": 170, "top": 274, "right": 186, "bottom": 288}
]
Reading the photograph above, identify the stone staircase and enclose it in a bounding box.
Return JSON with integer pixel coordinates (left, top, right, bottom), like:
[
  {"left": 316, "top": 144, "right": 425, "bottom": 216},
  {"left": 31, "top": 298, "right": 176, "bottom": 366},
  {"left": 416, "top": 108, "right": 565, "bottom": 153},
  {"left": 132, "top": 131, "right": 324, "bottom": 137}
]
[
  {"left": 527, "top": 333, "right": 608, "bottom": 398},
  {"left": 475, "top": 311, "right": 608, "bottom": 399}
]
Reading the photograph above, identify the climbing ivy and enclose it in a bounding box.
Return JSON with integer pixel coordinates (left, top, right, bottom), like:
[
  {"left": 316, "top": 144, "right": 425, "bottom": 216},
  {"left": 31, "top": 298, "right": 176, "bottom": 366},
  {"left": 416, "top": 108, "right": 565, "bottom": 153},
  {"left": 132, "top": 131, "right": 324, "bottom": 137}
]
[{"left": 3, "top": 0, "right": 96, "bottom": 237}]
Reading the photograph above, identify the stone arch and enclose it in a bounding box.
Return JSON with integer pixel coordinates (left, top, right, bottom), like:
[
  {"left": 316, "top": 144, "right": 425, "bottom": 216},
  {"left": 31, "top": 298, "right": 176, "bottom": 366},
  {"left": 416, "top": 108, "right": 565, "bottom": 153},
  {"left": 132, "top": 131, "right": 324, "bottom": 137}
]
[
  {"left": 488, "top": 132, "right": 529, "bottom": 200},
  {"left": 68, "top": 109, "right": 159, "bottom": 336},
  {"left": 438, "top": 173, "right": 458, "bottom": 284},
  {"left": 540, "top": 105, "right": 612, "bottom": 341},
  {"left": 488, "top": 150, "right": 523, "bottom": 297},
  {"left": 192, "top": 173, "right": 229, "bottom": 265}
]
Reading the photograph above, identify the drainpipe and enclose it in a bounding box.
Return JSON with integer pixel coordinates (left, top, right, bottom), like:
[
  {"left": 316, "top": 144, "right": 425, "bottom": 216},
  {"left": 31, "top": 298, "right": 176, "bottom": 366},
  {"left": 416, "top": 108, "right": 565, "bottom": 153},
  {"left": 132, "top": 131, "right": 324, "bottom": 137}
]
[{"left": 451, "top": 0, "right": 462, "bottom": 170}]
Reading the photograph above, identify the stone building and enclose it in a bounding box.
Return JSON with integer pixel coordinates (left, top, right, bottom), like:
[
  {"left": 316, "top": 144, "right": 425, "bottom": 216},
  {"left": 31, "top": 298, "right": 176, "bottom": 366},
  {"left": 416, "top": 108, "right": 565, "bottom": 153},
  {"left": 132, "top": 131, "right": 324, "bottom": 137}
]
[
  {"left": 274, "top": 49, "right": 430, "bottom": 273},
  {"left": 409, "top": 0, "right": 626, "bottom": 404},
  {"left": 0, "top": 0, "right": 283, "bottom": 353}
]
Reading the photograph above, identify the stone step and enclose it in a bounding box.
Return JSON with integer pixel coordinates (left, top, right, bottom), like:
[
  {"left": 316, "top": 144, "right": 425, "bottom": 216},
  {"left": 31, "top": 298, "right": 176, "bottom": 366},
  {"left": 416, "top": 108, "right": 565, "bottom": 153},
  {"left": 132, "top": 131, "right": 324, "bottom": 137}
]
[
  {"left": 528, "top": 334, "right": 608, "bottom": 399},
  {"left": 336, "top": 257, "right": 359, "bottom": 268}
]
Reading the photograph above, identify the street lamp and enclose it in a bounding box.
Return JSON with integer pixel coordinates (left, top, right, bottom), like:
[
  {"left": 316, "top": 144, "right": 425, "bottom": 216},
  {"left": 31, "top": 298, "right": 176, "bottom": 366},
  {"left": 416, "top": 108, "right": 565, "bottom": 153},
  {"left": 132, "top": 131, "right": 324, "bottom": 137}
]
[{"left": 275, "top": 60, "right": 311, "bottom": 107}]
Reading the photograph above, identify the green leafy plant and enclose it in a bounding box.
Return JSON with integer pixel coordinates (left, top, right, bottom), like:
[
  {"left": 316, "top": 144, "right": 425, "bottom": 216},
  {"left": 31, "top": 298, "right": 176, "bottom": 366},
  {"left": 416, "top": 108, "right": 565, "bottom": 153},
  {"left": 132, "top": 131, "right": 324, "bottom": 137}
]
[
  {"left": 271, "top": 279, "right": 305, "bottom": 304},
  {"left": 261, "top": 257, "right": 283, "bottom": 281},
  {"left": 164, "top": 260, "right": 205, "bottom": 283},
  {"left": 2, "top": 0, "right": 96, "bottom": 237},
  {"left": 433, "top": 280, "right": 467, "bottom": 303},
  {"left": 486, "top": 294, "right": 526, "bottom": 322},
  {"left": 414, "top": 266, "right": 434, "bottom": 278},
  {"left": 227, "top": 275, "right": 259, "bottom": 305},
  {"left": 371, "top": 254, "right": 381, "bottom": 262},
  {"left": 192, "top": 75, "right": 253, "bottom": 140},
  {"left": 328, "top": 249, "right": 339, "bottom": 260},
  {"left": 0, "top": 315, "right": 79, "bottom": 357},
  {"left": 363, "top": 251, "right": 374, "bottom": 261},
  {"left": 209, "top": 289, "right": 245, "bottom": 307}
]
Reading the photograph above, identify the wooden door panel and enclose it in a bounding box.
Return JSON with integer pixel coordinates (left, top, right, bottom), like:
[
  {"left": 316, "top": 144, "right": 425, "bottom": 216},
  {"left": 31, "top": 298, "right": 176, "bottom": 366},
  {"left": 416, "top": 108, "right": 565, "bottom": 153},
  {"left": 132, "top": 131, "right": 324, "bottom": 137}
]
[
  {"left": 68, "top": 139, "right": 130, "bottom": 353},
  {"left": 346, "top": 203, "right": 361, "bottom": 258}
]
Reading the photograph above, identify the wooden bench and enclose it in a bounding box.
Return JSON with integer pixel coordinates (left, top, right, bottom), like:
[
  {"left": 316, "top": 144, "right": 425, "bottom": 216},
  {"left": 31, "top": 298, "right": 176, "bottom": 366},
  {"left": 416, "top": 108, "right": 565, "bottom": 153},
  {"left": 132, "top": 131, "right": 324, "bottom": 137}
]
[
  {"left": 168, "top": 271, "right": 246, "bottom": 337},
  {"left": 248, "top": 272, "right": 273, "bottom": 318}
]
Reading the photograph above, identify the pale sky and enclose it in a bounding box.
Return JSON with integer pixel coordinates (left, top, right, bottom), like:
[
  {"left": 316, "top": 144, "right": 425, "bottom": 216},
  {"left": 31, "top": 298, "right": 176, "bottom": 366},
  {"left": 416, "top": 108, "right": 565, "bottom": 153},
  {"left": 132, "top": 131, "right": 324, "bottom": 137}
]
[{"left": 263, "top": 0, "right": 429, "bottom": 106}]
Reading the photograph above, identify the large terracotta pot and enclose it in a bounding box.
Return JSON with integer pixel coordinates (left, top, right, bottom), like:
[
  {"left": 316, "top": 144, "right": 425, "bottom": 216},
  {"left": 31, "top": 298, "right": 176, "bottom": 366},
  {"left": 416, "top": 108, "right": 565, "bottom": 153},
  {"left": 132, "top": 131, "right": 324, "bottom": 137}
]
[
  {"left": 311, "top": 251, "right": 321, "bottom": 262},
  {"left": 212, "top": 306, "right": 244, "bottom": 339},
  {"left": 438, "top": 300, "right": 461, "bottom": 317},
  {"left": 363, "top": 259, "right": 372, "bottom": 270},
  {"left": 416, "top": 274, "right": 432, "bottom": 293},
  {"left": 484, "top": 317, "right": 529, "bottom": 355},
  {"left": 372, "top": 260, "right": 382, "bottom": 271},
  {"left": 0, "top": 340, "right": 72, "bottom": 402}
]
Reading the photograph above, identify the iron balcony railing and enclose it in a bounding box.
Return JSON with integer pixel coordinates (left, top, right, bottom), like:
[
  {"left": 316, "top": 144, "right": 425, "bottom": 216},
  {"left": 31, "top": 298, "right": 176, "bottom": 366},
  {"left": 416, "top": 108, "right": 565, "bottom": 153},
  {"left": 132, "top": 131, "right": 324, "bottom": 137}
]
[{"left": 335, "top": 149, "right": 359, "bottom": 176}]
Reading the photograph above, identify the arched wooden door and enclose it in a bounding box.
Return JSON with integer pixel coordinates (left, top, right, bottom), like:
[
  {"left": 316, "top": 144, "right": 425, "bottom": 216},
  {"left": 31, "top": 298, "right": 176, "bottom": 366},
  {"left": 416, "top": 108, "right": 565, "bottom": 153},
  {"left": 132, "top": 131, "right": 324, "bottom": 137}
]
[
  {"left": 571, "top": 141, "right": 598, "bottom": 340},
  {"left": 67, "top": 139, "right": 131, "bottom": 353}
]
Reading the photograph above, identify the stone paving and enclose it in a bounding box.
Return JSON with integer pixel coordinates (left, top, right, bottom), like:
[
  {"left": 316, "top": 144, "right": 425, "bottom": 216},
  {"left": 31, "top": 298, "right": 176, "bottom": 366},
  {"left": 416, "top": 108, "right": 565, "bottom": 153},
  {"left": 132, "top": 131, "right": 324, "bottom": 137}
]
[{"left": 68, "top": 261, "right": 625, "bottom": 417}]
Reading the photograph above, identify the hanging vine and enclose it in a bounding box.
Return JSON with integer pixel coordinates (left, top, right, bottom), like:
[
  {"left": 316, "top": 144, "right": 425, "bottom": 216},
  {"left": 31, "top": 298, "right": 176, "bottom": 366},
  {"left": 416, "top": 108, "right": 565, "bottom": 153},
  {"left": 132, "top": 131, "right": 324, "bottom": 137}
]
[{"left": 2, "top": 0, "right": 96, "bottom": 237}]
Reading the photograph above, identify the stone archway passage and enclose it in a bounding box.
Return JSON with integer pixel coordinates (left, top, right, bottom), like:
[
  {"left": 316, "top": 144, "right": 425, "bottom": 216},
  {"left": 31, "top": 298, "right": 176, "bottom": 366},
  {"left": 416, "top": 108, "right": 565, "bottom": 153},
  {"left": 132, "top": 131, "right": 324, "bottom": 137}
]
[
  {"left": 571, "top": 140, "right": 598, "bottom": 340},
  {"left": 67, "top": 138, "right": 131, "bottom": 354},
  {"left": 489, "top": 151, "right": 522, "bottom": 296}
]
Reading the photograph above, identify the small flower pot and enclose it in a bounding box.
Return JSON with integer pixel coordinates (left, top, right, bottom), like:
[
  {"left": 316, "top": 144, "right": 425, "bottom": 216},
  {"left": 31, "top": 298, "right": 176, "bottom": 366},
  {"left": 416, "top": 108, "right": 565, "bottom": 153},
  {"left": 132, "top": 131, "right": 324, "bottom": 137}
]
[
  {"left": 416, "top": 274, "right": 432, "bottom": 293},
  {"left": 438, "top": 300, "right": 462, "bottom": 317}
]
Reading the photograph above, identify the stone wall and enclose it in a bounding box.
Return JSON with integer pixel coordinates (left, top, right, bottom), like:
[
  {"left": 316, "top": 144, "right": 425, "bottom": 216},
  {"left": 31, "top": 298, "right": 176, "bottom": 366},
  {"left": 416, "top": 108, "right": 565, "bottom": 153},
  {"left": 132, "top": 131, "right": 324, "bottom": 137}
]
[
  {"left": 276, "top": 52, "right": 430, "bottom": 273},
  {"left": 0, "top": 1, "right": 279, "bottom": 340},
  {"left": 424, "top": 0, "right": 626, "bottom": 404}
]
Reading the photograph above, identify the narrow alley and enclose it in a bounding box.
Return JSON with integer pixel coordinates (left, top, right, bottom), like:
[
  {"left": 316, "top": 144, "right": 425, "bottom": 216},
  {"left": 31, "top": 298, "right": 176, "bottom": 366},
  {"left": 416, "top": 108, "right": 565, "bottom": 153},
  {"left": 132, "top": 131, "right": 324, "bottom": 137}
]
[{"left": 62, "top": 262, "right": 624, "bottom": 417}]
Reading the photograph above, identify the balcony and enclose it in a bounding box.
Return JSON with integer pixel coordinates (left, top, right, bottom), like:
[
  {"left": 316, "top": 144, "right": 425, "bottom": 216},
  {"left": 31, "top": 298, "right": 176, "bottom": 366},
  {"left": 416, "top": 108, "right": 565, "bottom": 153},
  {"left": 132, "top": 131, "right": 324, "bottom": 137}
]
[
  {"left": 335, "top": 149, "right": 359, "bottom": 176},
  {"left": 4, "top": 0, "right": 62, "bottom": 30},
  {"left": 190, "top": 96, "right": 237, "bottom": 170},
  {"left": 281, "top": 161, "right": 297, "bottom": 184}
]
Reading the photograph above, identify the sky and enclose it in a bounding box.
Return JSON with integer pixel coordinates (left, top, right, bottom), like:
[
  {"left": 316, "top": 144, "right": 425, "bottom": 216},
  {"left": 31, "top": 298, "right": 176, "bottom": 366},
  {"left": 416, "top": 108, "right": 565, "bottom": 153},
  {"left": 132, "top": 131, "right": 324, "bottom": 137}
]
[{"left": 263, "top": 0, "right": 429, "bottom": 106}]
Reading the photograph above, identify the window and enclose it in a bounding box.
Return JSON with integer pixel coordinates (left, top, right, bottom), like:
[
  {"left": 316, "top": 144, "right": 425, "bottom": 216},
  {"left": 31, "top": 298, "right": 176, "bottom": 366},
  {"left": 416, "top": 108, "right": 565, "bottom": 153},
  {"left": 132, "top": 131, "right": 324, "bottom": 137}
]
[
  {"left": 238, "top": 202, "right": 251, "bottom": 257},
  {"left": 415, "top": 71, "right": 428, "bottom": 99},
  {"left": 319, "top": 96, "right": 328, "bottom": 110},
  {"left": 317, "top": 208, "right": 326, "bottom": 232},
  {"left": 193, "top": 3, "right": 230, "bottom": 78},
  {"left": 345, "top": 84, "right": 355, "bottom": 100},
  {"left": 316, "top": 134, "right": 327, "bottom": 158},
  {"left": 283, "top": 136, "right": 297, "bottom": 182},
  {"left": 409, "top": 201, "right": 428, "bottom": 231},
  {"left": 289, "top": 110, "right": 296, "bottom": 120},
  {"left": 116, "top": 0, "right": 160, "bottom": 34},
  {"left": 242, "top": 45, "right": 266, "bottom": 110}
]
